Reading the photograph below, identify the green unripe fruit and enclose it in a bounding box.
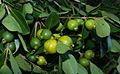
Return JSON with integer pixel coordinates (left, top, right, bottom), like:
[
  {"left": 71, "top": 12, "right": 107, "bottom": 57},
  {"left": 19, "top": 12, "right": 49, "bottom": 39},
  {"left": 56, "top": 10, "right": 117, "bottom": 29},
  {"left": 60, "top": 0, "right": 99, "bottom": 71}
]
[
  {"left": 37, "top": 56, "right": 47, "bottom": 66},
  {"left": 2, "top": 31, "right": 14, "bottom": 43},
  {"left": 85, "top": 19, "right": 96, "bottom": 30},
  {"left": 59, "top": 35, "right": 73, "bottom": 47},
  {"left": 67, "top": 20, "right": 79, "bottom": 31},
  {"left": 41, "top": 29, "right": 52, "bottom": 39},
  {"left": 30, "top": 37, "right": 40, "bottom": 49},
  {"left": 27, "top": 54, "right": 37, "bottom": 62},
  {"left": 84, "top": 50, "right": 95, "bottom": 59},
  {"left": 79, "top": 58, "right": 90, "bottom": 67}
]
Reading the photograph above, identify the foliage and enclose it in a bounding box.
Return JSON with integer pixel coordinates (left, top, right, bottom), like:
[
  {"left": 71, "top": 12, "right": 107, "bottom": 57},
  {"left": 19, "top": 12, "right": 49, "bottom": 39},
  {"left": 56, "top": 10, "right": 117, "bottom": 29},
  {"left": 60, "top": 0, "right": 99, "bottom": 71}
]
[{"left": 0, "top": 0, "right": 120, "bottom": 74}]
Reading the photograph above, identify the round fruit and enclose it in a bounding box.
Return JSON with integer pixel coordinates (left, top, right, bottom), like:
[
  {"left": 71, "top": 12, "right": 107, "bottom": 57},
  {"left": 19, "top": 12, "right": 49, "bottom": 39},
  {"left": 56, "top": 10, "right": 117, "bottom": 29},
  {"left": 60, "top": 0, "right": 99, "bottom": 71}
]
[
  {"left": 41, "top": 29, "right": 52, "bottom": 39},
  {"left": 37, "top": 29, "right": 43, "bottom": 38},
  {"left": 84, "top": 50, "right": 95, "bottom": 59},
  {"left": 75, "top": 19, "right": 84, "bottom": 26},
  {"left": 37, "top": 56, "right": 47, "bottom": 66},
  {"left": 2, "top": 31, "right": 14, "bottom": 43},
  {"left": 44, "top": 39, "right": 57, "bottom": 54},
  {"left": 67, "top": 20, "right": 78, "bottom": 31},
  {"left": 7, "top": 42, "right": 15, "bottom": 51},
  {"left": 27, "top": 55, "right": 37, "bottom": 62},
  {"left": 30, "top": 37, "right": 40, "bottom": 49},
  {"left": 79, "top": 58, "right": 90, "bottom": 67},
  {"left": 59, "top": 35, "right": 73, "bottom": 47},
  {"left": 85, "top": 19, "right": 96, "bottom": 30}
]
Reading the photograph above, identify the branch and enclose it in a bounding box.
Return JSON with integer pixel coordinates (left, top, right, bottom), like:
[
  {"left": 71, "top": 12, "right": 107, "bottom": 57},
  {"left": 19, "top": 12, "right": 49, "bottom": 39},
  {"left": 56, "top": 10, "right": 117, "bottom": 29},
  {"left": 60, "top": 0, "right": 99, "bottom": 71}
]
[{"left": 41, "top": 16, "right": 107, "bottom": 20}]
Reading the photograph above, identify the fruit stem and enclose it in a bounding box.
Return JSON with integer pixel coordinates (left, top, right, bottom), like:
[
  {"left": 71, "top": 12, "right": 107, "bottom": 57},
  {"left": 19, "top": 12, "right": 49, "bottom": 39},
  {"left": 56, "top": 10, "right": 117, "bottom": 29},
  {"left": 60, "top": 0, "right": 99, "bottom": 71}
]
[
  {"left": 59, "top": 55, "right": 62, "bottom": 74},
  {"left": 5, "top": 5, "right": 10, "bottom": 14},
  {"left": 4, "top": 44, "right": 10, "bottom": 65},
  {"left": 34, "top": 22, "right": 39, "bottom": 37},
  {"left": 42, "top": 16, "right": 107, "bottom": 20},
  {"left": 78, "top": 52, "right": 83, "bottom": 56}
]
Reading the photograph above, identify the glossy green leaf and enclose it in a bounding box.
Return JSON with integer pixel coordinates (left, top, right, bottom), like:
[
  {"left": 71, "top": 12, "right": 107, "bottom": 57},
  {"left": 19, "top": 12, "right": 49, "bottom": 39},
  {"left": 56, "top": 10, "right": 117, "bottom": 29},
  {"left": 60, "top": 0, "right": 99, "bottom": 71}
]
[
  {"left": 109, "top": 23, "right": 120, "bottom": 32},
  {"left": 74, "top": 6, "right": 86, "bottom": 16},
  {"left": 49, "top": 6, "right": 58, "bottom": 12},
  {"left": 54, "top": 2, "right": 71, "bottom": 11},
  {"left": 9, "top": 51, "right": 22, "bottom": 74},
  {"left": 81, "top": 28, "right": 89, "bottom": 39},
  {"left": 95, "top": 18, "right": 110, "bottom": 37},
  {"left": 77, "top": 63, "right": 88, "bottom": 74},
  {"left": 10, "top": 9, "right": 30, "bottom": 35},
  {"left": 0, "top": 64, "right": 12, "bottom": 74},
  {"left": 57, "top": 41, "right": 70, "bottom": 54},
  {"left": 13, "top": 39, "right": 20, "bottom": 54},
  {"left": 0, "top": 4, "right": 5, "bottom": 20},
  {"left": 2, "top": 9, "right": 30, "bottom": 35},
  {"left": 90, "top": 62, "right": 104, "bottom": 74},
  {"left": 45, "top": 12, "right": 59, "bottom": 29},
  {"left": 18, "top": 34, "right": 29, "bottom": 52},
  {"left": 117, "top": 56, "right": 120, "bottom": 73},
  {"left": 101, "top": 11, "right": 119, "bottom": 20},
  {"left": 23, "top": 3, "right": 33, "bottom": 14},
  {"left": 110, "top": 39, "right": 120, "bottom": 53},
  {"left": 2, "top": 11, "right": 29, "bottom": 34},
  {"left": 15, "top": 54, "right": 31, "bottom": 71},
  {"left": 0, "top": 52, "right": 5, "bottom": 68},
  {"left": 118, "top": 56, "right": 120, "bottom": 63},
  {"left": 105, "top": 18, "right": 120, "bottom": 32},
  {"left": 86, "top": 5, "right": 99, "bottom": 13},
  {"left": 62, "top": 54, "right": 78, "bottom": 74},
  {"left": 60, "top": 6, "right": 71, "bottom": 11},
  {"left": 33, "top": 11, "right": 49, "bottom": 18},
  {"left": 2, "top": 15, "right": 20, "bottom": 32},
  {"left": 33, "top": 65, "right": 47, "bottom": 73},
  {"left": 58, "top": 11, "right": 69, "bottom": 15},
  {"left": 117, "top": 64, "right": 120, "bottom": 73}
]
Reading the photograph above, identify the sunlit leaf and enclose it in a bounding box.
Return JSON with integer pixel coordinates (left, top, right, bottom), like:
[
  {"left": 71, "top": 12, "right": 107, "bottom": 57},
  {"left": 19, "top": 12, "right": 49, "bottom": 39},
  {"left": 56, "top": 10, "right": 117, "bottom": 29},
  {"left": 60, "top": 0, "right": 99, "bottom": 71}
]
[
  {"left": 110, "top": 39, "right": 120, "bottom": 53},
  {"left": 33, "top": 65, "right": 47, "bottom": 73},
  {"left": 45, "top": 12, "right": 60, "bottom": 29},
  {"left": 57, "top": 41, "right": 70, "bottom": 54},
  {"left": 90, "top": 62, "right": 104, "bottom": 74},
  {"left": 15, "top": 54, "right": 31, "bottom": 71},
  {"left": 96, "top": 18, "right": 110, "bottom": 37},
  {"left": 23, "top": 3, "right": 33, "bottom": 14},
  {"left": 77, "top": 63, "right": 88, "bottom": 74},
  {"left": 0, "top": 64, "right": 12, "bottom": 74},
  {"left": 62, "top": 54, "right": 78, "bottom": 74},
  {"left": 9, "top": 51, "right": 22, "bottom": 74},
  {"left": 2, "top": 9, "right": 30, "bottom": 35},
  {"left": 0, "top": 4, "right": 5, "bottom": 20},
  {"left": 18, "top": 34, "right": 29, "bottom": 52}
]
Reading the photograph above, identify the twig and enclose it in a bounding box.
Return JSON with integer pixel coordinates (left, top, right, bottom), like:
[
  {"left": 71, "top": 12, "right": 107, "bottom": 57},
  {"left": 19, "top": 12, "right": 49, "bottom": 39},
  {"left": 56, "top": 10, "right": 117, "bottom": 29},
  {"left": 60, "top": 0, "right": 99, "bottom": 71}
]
[
  {"left": 5, "top": 5, "right": 10, "bottom": 14},
  {"left": 34, "top": 22, "right": 39, "bottom": 37},
  {"left": 41, "top": 16, "right": 107, "bottom": 20},
  {"left": 4, "top": 44, "right": 10, "bottom": 65}
]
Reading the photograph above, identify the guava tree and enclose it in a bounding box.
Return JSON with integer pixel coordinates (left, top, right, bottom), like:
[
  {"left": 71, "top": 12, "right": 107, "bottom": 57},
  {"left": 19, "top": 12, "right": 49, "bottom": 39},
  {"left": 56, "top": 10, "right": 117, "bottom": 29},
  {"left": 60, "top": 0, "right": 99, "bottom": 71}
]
[{"left": 0, "top": 0, "right": 120, "bottom": 74}]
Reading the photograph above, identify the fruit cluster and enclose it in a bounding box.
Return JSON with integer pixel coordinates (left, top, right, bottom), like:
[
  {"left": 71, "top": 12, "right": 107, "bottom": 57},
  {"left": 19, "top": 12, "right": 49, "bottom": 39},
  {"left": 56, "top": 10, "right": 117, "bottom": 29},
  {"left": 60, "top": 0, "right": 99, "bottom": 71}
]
[
  {"left": 0, "top": 18, "right": 96, "bottom": 67},
  {"left": 67, "top": 19, "right": 96, "bottom": 31},
  {"left": 28, "top": 18, "right": 96, "bottom": 66},
  {"left": 1, "top": 31, "right": 15, "bottom": 52},
  {"left": 29, "top": 28, "right": 73, "bottom": 65}
]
